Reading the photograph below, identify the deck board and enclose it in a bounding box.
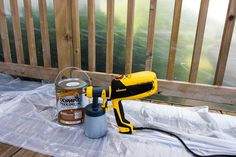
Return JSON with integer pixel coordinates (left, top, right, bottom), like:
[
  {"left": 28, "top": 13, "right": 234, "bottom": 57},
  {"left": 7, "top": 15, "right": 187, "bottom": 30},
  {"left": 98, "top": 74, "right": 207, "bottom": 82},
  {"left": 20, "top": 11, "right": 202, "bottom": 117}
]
[
  {"left": 0, "top": 142, "right": 20, "bottom": 157},
  {"left": 12, "top": 149, "right": 50, "bottom": 157},
  {"left": 0, "top": 142, "right": 50, "bottom": 157}
]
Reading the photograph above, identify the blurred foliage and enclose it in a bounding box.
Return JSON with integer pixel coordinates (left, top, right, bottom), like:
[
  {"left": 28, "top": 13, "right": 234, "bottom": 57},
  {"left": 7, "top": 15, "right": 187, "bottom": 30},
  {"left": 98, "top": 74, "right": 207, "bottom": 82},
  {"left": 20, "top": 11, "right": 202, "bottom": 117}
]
[
  {"left": 0, "top": 0, "right": 227, "bottom": 85},
  {"left": 4, "top": 4, "right": 58, "bottom": 67}
]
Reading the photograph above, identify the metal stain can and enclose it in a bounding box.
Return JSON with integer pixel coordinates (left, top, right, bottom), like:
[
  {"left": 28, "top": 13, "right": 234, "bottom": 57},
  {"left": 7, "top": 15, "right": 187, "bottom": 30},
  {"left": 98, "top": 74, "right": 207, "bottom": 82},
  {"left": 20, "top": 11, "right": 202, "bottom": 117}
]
[{"left": 56, "top": 78, "right": 87, "bottom": 125}]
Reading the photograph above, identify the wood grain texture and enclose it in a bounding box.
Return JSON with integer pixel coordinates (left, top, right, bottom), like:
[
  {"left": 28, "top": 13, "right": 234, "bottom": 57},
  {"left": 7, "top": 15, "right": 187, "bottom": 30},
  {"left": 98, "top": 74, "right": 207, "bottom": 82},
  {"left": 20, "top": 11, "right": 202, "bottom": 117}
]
[
  {"left": 0, "top": 62, "right": 58, "bottom": 80},
  {"left": 0, "top": 0, "right": 12, "bottom": 62},
  {"left": 38, "top": 0, "right": 51, "bottom": 67},
  {"left": 166, "top": 0, "right": 182, "bottom": 80},
  {"left": 125, "top": 0, "right": 135, "bottom": 74},
  {"left": 0, "top": 59, "right": 235, "bottom": 104},
  {"left": 106, "top": 0, "right": 114, "bottom": 73},
  {"left": 0, "top": 142, "right": 20, "bottom": 157},
  {"left": 145, "top": 0, "right": 157, "bottom": 71},
  {"left": 189, "top": 0, "right": 209, "bottom": 83},
  {"left": 87, "top": 0, "right": 96, "bottom": 71},
  {"left": 10, "top": 0, "right": 24, "bottom": 64},
  {"left": 12, "top": 148, "right": 50, "bottom": 157},
  {"left": 71, "top": 0, "right": 81, "bottom": 68},
  {"left": 214, "top": 0, "right": 236, "bottom": 85},
  {"left": 0, "top": 62, "right": 235, "bottom": 104},
  {"left": 1, "top": 61, "right": 235, "bottom": 104},
  {"left": 24, "top": 0, "right": 37, "bottom": 65},
  {"left": 158, "top": 79, "right": 236, "bottom": 105},
  {"left": 54, "top": 0, "right": 73, "bottom": 70}
]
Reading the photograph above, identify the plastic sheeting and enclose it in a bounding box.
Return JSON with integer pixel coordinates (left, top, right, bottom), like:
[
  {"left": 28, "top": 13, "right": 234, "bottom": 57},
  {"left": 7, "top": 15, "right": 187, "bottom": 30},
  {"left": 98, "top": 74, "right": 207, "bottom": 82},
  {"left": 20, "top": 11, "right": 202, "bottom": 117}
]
[{"left": 0, "top": 73, "right": 236, "bottom": 157}]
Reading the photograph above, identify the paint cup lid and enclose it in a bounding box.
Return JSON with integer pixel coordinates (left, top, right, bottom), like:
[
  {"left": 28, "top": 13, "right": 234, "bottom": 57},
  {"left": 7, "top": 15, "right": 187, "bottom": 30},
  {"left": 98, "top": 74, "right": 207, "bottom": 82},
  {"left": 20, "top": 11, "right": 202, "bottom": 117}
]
[{"left": 58, "top": 78, "right": 87, "bottom": 90}]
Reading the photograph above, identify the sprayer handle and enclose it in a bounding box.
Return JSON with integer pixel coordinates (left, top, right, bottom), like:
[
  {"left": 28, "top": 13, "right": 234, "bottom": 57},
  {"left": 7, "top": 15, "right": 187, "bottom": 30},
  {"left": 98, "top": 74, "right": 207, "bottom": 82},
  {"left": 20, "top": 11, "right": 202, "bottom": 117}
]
[{"left": 112, "top": 100, "right": 134, "bottom": 134}]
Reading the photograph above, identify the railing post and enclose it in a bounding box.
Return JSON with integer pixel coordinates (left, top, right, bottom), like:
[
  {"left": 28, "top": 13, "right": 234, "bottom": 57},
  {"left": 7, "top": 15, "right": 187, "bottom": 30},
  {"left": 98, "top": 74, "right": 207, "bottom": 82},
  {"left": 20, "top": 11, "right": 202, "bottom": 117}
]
[
  {"left": 106, "top": 0, "right": 115, "bottom": 73},
  {"left": 53, "top": 0, "right": 73, "bottom": 70},
  {"left": 125, "top": 0, "right": 135, "bottom": 74},
  {"left": 145, "top": 0, "right": 157, "bottom": 71},
  {"left": 10, "top": 0, "right": 24, "bottom": 64},
  {"left": 189, "top": 0, "right": 209, "bottom": 83},
  {"left": 0, "top": 0, "right": 12, "bottom": 62},
  {"left": 87, "top": 0, "right": 96, "bottom": 71},
  {"left": 38, "top": 0, "right": 51, "bottom": 67},
  {"left": 166, "top": 0, "right": 182, "bottom": 80},
  {"left": 24, "top": 0, "right": 37, "bottom": 66},
  {"left": 71, "top": 0, "right": 81, "bottom": 68},
  {"left": 214, "top": 0, "right": 236, "bottom": 86}
]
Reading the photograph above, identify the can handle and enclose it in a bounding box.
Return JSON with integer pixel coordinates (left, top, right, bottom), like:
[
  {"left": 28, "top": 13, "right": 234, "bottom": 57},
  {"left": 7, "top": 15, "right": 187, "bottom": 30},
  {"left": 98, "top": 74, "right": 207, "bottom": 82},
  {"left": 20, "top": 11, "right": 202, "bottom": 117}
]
[{"left": 55, "top": 67, "right": 92, "bottom": 86}]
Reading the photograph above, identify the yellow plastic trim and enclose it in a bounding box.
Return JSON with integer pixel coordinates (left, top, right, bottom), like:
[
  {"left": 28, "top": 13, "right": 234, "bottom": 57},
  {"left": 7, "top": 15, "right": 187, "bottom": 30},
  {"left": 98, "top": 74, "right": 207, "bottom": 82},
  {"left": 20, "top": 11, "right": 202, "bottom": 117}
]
[
  {"left": 101, "top": 89, "right": 107, "bottom": 109},
  {"left": 86, "top": 86, "right": 93, "bottom": 98},
  {"left": 112, "top": 99, "right": 134, "bottom": 134}
]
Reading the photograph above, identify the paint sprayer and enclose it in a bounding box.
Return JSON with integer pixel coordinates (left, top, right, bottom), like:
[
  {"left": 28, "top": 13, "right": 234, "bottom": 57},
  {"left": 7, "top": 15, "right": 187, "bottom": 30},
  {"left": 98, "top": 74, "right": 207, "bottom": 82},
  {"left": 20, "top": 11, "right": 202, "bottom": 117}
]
[{"left": 84, "top": 71, "right": 158, "bottom": 138}]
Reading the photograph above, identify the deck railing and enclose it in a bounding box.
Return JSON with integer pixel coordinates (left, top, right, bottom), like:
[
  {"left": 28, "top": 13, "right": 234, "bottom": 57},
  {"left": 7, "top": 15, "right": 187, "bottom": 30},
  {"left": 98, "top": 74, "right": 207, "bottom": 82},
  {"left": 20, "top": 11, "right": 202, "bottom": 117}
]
[{"left": 0, "top": 0, "right": 236, "bottom": 105}]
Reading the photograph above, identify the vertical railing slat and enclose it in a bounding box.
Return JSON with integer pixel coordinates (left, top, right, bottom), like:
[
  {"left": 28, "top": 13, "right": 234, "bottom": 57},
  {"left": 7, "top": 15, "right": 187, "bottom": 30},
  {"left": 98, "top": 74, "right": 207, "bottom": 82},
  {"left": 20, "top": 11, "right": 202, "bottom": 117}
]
[
  {"left": 0, "top": 0, "right": 12, "bottom": 62},
  {"left": 166, "top": 0, "right": 182, "bottom": 80},
  {"left": 106, "top": 0, "right": 114, "bottom": 73},
  {"left": 38, "top": 0, "right": 51, "bottom": 67},
  {"left": 54, "top": 0, "right": 73, "bottom": 70},
  {"left": 145, "top": 0, "right": 157, "bottom": 71},
  {"left": 24, "top": 0, "right": 37, "bottom": 65},
  {"left": 125, "top": 0, "right": 135, "bottom": 74},
  {"left": 214, "top": 0, "right": 236, "bottom": 86},
  {"left": 10, "top": 0, "right": 24, "bottom": 64},
  {"left": 71, "top": 0, "right": 81, "bottom": 68},
  {"left": 88, "top": 0, "right": 96, "bottom": 71},
  {"left": 189, "top": 0, "right": 209, "bottom": 83}
]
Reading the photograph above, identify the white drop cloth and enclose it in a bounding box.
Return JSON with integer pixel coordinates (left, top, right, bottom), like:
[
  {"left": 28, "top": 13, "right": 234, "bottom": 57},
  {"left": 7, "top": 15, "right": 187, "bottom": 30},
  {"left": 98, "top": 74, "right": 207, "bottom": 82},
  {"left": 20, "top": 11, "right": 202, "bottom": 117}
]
[{"left": 0, "top": 73, "right": 236, "bottom": 157}]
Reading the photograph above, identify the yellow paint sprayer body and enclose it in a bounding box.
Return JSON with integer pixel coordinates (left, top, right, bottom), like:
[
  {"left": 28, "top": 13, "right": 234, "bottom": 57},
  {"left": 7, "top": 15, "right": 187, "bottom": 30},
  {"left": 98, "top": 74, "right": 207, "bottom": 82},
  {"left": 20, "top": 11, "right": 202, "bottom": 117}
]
[{"left": 86, "top": 71, "right": 158, "bottom": 134}]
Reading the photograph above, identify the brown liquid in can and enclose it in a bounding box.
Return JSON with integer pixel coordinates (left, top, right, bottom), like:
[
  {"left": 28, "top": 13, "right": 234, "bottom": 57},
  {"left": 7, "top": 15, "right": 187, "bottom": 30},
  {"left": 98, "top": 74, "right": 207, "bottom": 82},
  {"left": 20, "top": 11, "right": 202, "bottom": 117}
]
[{"left": 56, "top": 79, "right": 87, "bottom": 126}]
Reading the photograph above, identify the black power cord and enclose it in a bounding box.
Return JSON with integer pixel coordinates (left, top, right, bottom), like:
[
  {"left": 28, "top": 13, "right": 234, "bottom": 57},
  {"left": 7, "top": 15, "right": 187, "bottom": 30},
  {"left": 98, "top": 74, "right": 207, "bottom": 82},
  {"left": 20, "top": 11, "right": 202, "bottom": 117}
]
[{"left": 133, "top": 127, "right": 236, "bottom": 157}]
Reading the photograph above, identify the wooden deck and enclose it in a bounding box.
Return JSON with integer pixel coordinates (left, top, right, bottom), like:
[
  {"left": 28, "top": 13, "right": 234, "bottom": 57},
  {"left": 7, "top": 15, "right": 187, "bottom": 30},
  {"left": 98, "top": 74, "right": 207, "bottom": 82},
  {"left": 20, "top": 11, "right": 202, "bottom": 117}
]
[{"left": 0, "top": 142, "right": 50, "bottom": 157}]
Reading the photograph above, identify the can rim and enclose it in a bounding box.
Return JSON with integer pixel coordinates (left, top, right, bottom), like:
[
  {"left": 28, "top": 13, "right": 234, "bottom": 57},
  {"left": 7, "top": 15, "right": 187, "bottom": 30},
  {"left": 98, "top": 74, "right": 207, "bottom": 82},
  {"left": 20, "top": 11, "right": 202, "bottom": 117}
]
[{"left": 57, "top": 78, "right": 88, "bottom": 90}]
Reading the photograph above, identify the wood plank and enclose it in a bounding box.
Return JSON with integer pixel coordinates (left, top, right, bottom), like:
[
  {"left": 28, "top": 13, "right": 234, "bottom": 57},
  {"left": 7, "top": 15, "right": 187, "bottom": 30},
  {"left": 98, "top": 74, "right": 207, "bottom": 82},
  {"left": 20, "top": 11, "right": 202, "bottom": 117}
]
[
  {"left": 24, "top": 0, "right": 37, "bottom": 65},
  {"left": 145, "top": 0, "right": 157, "bottom": 71},
  {"left": 10, "top": 0, "right": 24, "bottom": 64},
  {"left": 106, "top": 0, "right": 114, "bottom": 73},
  {"left": 0, "top": 62, "right": 58, "bottom": 80},
  {"left": 221, "top": 111, "right": 236, "bottom": 116},
  {"left": 0, "top": 60, "right": 235, "bottom": 105},
  {"left": 71, "top": 0, "right": 81, "bottom": 68},
  {"left": 214, "top": 0, "right": 236, "bottom": 85},
  {"left": 12, "top": 148, "right": 50, "bottom": 157},
  {"left": 145, "top": 97, "right": 236, "bottom": 113},
  {"left": 158, "top": 79, "right": 236, "bottom": 105},
  {"left": 53, "top": 0, "right": 73, "bottom": 70},
  {"left": 0, "top": 61, "right": 235, "bottom": 104},
  {"left": 1, "top": 62, "right": 235, "bottom": 104},
  {"left": 125, "top": 0, "right": 135, "bottom": 74},
  {"left": 189, "top": 0, "right": 209, "bottom": 83},
  {"left": 0, "top": 142, "right": 20, "bottom": 157},
  {"left": 72, "top": 70, "right": 236, "bottom": 104},
  {"left": 87, "top": 0, "right": 96, "bottom": 71},
  {"left": 0, "top": 0, "right": 12, "bottom": 62},
  {"left": 166, "top": 0, "right": 182, "bottom": 80},
  {"left": 38, "top": 0, "right": 51, "bottom": 67}
]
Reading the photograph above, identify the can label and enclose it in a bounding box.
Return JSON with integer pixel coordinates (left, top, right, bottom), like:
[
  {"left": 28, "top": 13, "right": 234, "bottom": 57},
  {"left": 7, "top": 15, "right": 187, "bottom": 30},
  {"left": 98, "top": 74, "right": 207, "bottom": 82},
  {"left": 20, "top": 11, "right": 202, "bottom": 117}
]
[{"left": 57, "top": 94, "right": 84, "bottom": 125}]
